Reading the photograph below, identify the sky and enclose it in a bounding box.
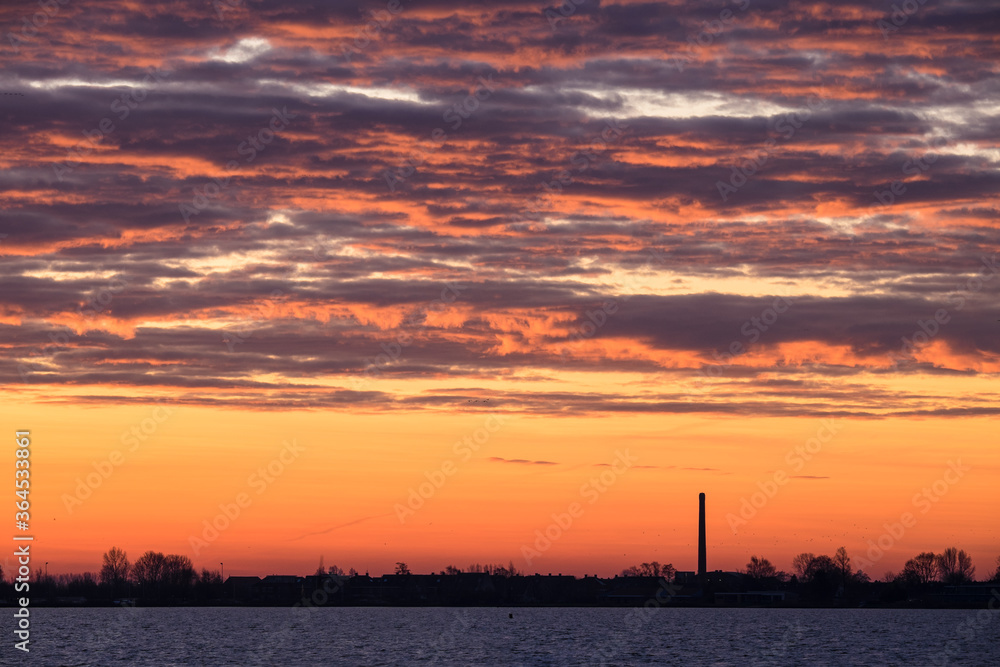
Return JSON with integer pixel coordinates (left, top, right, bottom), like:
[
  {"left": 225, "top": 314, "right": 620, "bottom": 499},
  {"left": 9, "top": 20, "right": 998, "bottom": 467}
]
[{"left": 1, "top": 0, "right": 999, "bottom": 580}]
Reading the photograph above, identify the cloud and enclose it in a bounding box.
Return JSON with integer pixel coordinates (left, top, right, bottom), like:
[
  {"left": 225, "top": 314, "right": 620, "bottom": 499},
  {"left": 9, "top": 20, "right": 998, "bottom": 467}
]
[
  {"left": 1, "top": 0, "right": 997, "bottom": 417},
  {"left": 489, "top": 457, "right": 558, "bottom": 465}
]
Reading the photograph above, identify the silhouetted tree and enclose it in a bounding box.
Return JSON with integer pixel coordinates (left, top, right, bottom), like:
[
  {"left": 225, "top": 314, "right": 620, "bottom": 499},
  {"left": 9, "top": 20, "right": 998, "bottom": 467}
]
[
  {"left": 792, "top": 553, "right": 815, "bottom": 580},
  {"left": 162, "top": 554, "right": 195, "bottom": 596},
  {"left": 806, "top": 555, "right": 836, "bottom": 579},
  {"left": 132, "top": 551, "right": 166, "bottom": 599},
  {"left": 799, "top": 555, "right": 839, "bottom": 601},
  {"left": 992, "top": 556, "right": 1000, "bottom": 582},
  {"left": 195, "top": 568, "right": 222, "bottom": 600},
  {"left": 201, "top": 568, "right": 223, "bottom": 585},
  {"left": 444, "top": 565, "right": 462, "bottom": 575},
  {"left": 348, "top": 567, "right": 359, "bottom": 577},
  {"left": 936, "top": 548, "right": 975, "bottom": 584},
  {"left": 833, "top": 547, "right": 852, "bottom": 582},
  {"left": 621, "top": 562, "right": 675, "bottom": 579},
  {"left": 328, "top": 565, "right": 345, "bottom": 576},
  {"left": 902, "top": 552, "right": 937, "bottom": 586},
  {"left": 99, "top": 547, "right": 130, "bottom": 596},
  {"left": 394, "top": 562, "right": 410, "bottom": 575},
  {"left": 485, "top": 561, "right": 520, "bottom": 577},
  {"left": 315, "top": 556, "right": 326, "bottom": 576},
  {"left": 745, "top": 556, "right": 778, "bottom": 582}
]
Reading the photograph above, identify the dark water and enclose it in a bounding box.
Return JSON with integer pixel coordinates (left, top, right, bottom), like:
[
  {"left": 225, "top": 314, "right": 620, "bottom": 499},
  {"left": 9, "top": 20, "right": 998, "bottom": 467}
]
[{"left": 23, "top": 607, "right": 1000, "bottom": 665}]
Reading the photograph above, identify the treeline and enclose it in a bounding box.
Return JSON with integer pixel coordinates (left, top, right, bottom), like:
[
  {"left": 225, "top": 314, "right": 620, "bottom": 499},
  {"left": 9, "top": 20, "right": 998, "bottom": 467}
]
[
  {"left": 615, "top": 547, "right": 999, "bottom": 604},
  {"left": 0, "top": 547, "right": 227, "bottom": 603},
  {"left": 1, "top": 546, "right": 997, "bottom": 606},
  {"left": 618, "top": 546, "right": 994, "bottom": 587}
]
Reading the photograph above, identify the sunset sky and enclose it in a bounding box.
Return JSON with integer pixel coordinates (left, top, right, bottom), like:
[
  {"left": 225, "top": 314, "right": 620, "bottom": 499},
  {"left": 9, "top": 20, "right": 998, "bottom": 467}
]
[{"left": 2, "top": 0, "right": 999, "bottom": 581}]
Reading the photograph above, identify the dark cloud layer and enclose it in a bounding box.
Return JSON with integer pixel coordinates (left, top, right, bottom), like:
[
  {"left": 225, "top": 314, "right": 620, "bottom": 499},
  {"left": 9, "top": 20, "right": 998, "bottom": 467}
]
[{"left": 1, "top": 0, "right": 997, "bottom": 415}]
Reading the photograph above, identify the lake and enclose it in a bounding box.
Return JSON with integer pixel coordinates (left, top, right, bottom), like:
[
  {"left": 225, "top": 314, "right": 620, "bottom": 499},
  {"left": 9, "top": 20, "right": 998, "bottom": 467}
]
[{"left": 22, "top": 607, "right": 1000, "bottom": 665}]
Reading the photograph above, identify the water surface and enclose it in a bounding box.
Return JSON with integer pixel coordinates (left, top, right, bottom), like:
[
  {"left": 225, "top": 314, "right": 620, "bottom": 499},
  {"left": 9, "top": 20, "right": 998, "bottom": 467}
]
[{"left": 26, "top": 607, "right": 1000, "bottom": 665}]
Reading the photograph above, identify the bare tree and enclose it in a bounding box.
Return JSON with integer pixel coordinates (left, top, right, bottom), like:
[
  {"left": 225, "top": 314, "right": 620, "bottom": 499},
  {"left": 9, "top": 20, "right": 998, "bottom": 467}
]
[
  {"left": 805, "top": 555, "right": 838, "bottom": 586},
  {"left": 132, "top": 551, "right": 166, "bottom": 593},
  {"left": 199, "top": 568, "right": 222, "bottom": 586},
  {"left": 746, "top": 556, "right": 778, "bottom": 581},
  {"left": 99, "top": 547, "right": 130, "bottom": 594},
  {"left": 936, "top": 547, "right": 975, "bottom": 584},
  {"left": 902, "top": 552, "right": 937, "bottom": 585},
  {"left": 394, "top": 562, "right": 410, "bottom": 575},
  {"left": 621, "top": 562, "right": 675, "bottom": 579},
  {"left": 162, "top": 554, "right": 195, "bottom": 590},
  {"left": 444, "top": 565, "right": 462, "bottom": 575},
  {"left": 791, "top": 553, "right": 815, "bottom": 580},
  {"left": 833, "top": 547, "right": 852, "bottom": 581}
]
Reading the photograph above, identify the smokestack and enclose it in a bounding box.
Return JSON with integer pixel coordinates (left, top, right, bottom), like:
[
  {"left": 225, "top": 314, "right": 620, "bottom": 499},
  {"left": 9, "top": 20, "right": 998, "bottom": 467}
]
[{"left": 698, "top": 492, "right": 706, "bottom": 579}]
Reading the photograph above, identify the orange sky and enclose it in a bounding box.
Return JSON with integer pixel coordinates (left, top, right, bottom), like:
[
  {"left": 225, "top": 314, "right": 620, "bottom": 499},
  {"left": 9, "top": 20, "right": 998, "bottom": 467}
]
[{"left": 7, "top": 401, "right": 998, "bottom": 579}]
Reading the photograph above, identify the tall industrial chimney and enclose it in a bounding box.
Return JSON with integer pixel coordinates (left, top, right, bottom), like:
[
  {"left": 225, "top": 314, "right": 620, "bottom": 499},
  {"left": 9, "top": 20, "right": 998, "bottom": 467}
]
[{"left": 698, "top": 492, "right": 706, "bottom": 579}]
